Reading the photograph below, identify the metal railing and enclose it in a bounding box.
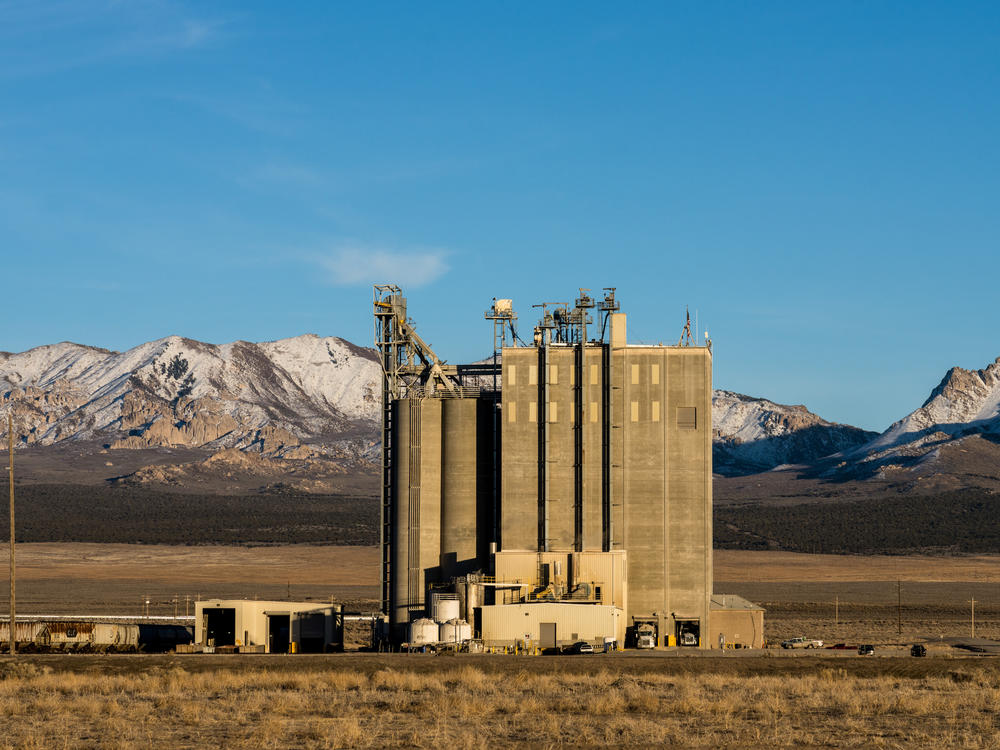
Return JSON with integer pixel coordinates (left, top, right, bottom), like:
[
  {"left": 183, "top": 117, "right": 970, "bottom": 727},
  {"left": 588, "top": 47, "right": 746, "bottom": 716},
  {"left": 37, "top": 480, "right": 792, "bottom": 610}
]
[{"left": 402, "top": 385, "right": 482, "bottom": 399}]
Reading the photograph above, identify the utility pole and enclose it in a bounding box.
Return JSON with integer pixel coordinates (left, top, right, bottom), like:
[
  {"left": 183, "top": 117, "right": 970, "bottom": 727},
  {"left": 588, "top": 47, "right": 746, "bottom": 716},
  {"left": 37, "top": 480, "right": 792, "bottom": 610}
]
[
  {"left": 970, "top": 598, "right": 976, "bottom": 638},
  {"left": 8, "top": 413, "right": 15, "bottom": 656},
  {"left": 896, "top": 578, "right": 903, "bottom": 634},
  {"left": 835, "top": 596, "right": 839, "bottom": 626}
]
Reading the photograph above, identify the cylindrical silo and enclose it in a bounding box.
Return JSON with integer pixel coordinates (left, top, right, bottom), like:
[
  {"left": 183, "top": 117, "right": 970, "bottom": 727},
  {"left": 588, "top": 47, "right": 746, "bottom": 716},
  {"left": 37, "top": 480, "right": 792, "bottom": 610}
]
[
  {"left": 430, "top": 594, "right": 460, "bottom": 623},
  {"left": 438, "top": 619, "right": 472, "bottom": 644},
  {"left": 409, "top": 618, "right": 439, "bottom": 645},
  {"left": 441, "top": 398, "right": 479, "bottom": 579},
  {"left": 463, "top": 580, "right": 482, "bottom": 624},
  {"left": 390, "top": 399, "right": 411, "bottom": 636}
]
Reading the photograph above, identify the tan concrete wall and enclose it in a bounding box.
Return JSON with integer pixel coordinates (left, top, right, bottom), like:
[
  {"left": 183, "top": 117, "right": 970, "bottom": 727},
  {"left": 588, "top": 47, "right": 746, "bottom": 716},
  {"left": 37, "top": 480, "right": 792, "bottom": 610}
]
[
  {"left": 500, "top": 339, "right": 713, "bottom": 647},
  {"left": 481, "top": 603, "right": 622, "bottom": 648},
  {"left": 501, "top": 348, "right": 540, "bottom": 550},
  {"left": 709, "top": 608, "right": 764, "bottom": 649}
]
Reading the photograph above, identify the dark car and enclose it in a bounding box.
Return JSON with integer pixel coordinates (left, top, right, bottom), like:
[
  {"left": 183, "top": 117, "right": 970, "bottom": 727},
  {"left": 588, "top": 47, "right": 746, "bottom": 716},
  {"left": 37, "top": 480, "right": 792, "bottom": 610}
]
[
  {"left": 857, "top": 644, "right": 875, "bottom": 656},
  {"left": 911, "top": 644, "right": 927, "bottom": 657},
  {"left": 566, "top": 641, "right": 594, "bottom": 654}
]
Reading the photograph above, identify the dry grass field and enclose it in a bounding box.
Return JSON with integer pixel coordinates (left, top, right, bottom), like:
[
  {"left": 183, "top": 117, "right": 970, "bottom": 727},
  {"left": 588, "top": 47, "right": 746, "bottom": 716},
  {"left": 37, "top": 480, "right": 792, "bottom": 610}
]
[{"left": 2, "top": 655, "right": 1000, "bottom": 749}]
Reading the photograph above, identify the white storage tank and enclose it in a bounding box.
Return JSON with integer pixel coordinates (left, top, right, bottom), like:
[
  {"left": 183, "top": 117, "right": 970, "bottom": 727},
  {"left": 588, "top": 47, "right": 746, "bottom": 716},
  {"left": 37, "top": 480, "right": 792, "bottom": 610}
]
[
  {"left": 439, "top": 618, "right": 472, "bottom": 644},
  {"left": 409, "top": 618, "right": 439, "bottom": 645},
  {"left": 430, "top": 595, "right": 460, "bottom": 624}
]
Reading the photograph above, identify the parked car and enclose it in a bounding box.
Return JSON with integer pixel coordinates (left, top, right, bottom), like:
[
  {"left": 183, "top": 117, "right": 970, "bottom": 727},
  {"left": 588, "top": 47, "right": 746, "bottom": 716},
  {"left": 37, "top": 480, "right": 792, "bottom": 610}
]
[
  {"left": 679, "top": 632, "right": 698, "bottom": 647},
  {"left": 781, "top": 637, "right": 824, "bottom": 649},
  {"left": 566, "top": 641, "right": 594, "bottom": 654},
  {"left": 911, "top": 644, "right": 927, "bottom": 657},
  {"left": 857, "top": 644, "right": 875, "bottom": 656}
]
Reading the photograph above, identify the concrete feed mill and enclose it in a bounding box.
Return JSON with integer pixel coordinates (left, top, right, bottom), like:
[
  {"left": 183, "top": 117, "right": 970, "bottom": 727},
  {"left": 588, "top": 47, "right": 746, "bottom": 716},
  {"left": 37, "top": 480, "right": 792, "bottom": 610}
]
[{"left": 376, "top": 286, "right": 726, "bottom": 650}]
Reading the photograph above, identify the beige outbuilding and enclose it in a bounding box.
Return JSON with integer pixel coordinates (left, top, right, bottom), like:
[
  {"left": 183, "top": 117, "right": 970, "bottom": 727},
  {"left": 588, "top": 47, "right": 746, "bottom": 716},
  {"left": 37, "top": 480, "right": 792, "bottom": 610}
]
[{"left": 194, "top": 600, "right": 343, "bottom": 653}]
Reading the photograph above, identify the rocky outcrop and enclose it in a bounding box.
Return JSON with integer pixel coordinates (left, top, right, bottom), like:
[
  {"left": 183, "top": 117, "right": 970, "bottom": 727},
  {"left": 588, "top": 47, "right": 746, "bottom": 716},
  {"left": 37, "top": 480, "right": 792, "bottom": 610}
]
[
  {"left": 712, "top": 390, "right": 876, "bottom": 476},
  {"left": 0, "top": 334, "right": 381, "bottom": 462}
]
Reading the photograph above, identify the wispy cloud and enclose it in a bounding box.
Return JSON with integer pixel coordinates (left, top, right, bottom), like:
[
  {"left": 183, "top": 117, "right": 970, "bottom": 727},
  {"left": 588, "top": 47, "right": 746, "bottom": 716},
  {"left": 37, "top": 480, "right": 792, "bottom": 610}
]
[
  {"left": 320, "top": 246, "right": 450, "bottom": 288},
  {"left": 0, "top": 1, "right": 225, "bottom": 78}
]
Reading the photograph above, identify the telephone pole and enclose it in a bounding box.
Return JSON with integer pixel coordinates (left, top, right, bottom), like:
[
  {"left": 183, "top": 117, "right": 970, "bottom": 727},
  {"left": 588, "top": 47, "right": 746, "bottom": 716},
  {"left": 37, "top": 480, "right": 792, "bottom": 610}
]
[
  {"left": 970, "top": 598, "right": 976, "bottom": 638},
  {"left": 896, "top": 578, "right": 903, "bottom": 634},
  {"left": 8, "top": 413, "right": 15, "bottom": 656}
]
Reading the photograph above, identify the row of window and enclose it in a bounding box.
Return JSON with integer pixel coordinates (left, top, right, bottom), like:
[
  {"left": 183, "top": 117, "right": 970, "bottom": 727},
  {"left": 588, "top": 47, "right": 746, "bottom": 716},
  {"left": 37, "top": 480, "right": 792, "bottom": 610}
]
[
  {"left": 505, "top": 402, "right": 697, "bottom": 428},
  {"left": 506, "top": 363, "right": 663, "bottom": 386}
]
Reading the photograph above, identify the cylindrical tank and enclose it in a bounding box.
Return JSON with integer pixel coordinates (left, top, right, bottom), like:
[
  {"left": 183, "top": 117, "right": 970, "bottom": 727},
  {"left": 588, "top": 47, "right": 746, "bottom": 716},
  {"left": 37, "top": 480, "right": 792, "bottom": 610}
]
[
  {"left": 438, "top": 618, "right": 472, "bottom": 643},
  {"left": 391, "top": 400, "right": 412, "bottom": 636},
  {"left": 430, "top": 594, "right": 460, "bottom": 623},
  {"left": 463, "top": 581, "right": 482, "bottom": 623},
  {"left": 409, "top": 618, "right": 438, "bottom": 645},
  {"left": 441, "top": 398, "right": 479, "bottom": 579}
]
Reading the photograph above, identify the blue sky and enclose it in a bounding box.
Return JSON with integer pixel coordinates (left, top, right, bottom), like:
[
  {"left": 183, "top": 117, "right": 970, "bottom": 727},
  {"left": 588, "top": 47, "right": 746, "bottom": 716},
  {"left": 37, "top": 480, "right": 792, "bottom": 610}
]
[{"left": 2, "top": 1, "right": 999, "bottom": 432}]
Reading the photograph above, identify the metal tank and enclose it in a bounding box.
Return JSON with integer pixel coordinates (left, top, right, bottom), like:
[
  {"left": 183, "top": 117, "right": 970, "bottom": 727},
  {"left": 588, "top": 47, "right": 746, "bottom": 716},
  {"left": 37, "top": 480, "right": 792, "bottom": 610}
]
[
  {"left": 464, "top": 580, "right": 482, "bottom": 624},
  {"left": 408, "top": 618, "right": 439, "bottom": 645},
  {"left": 430, "top": 594, "right": 460, "bottom": 624},
  {"left": 438, "top": 618, "right": 472, "bottom": 644}
]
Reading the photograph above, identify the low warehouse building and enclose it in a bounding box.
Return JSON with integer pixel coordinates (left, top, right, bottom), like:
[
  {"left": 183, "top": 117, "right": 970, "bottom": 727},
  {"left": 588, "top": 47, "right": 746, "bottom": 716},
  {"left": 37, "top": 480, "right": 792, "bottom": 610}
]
[
  {"left": 709, "top": 594, "right": 765, "bottom": 649},
  {"left": 194, "top": 600, "right": 343, "bottom": 653},
  {"left": 480, "top": 602, "right": 622, "bottom": 650}
]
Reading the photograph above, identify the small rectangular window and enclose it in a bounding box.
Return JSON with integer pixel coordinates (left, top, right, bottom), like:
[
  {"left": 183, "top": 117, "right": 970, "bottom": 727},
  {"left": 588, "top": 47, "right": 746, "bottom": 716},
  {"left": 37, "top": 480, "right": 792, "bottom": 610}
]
[
  {"left": 549, "top": 365, "right": 558, "bottom": 384},
  {"left": 549, "top": 401, "right": 558, "bottom": 423},
  {"left": 590, "top": 402, "right": 598, "bottom": 422},
  {"left": 651, "top": 364, "right": 660, "bottom": 385},
  {"left": 630, "top": 401, "right": 639, "bottom": 422},
  {"left": 677, "top": 406, "right": 697, "bottom": 430},
  {"left": 529, "top": 402, "right": 537, "bottom": 422},
  {"left": 508, "top": 402, "right": 517, "bottom": 423},
  {"left": 508, "top": 365, "right": 516, "bottom": 386},
  {"left": 631, "top": 364, "right": 639, "bottom": 385},
  {"left": 652, "top": 400, "right": 660, "bottom": 422},
  {"left": 529, "top": 365, "right": 537, "bottom": 385},
  {"left": 590, "top": 364, "right": 598, "bottom": 385},
  {"left": 569, "top": 366, "right": 575, "bottom": 386}
]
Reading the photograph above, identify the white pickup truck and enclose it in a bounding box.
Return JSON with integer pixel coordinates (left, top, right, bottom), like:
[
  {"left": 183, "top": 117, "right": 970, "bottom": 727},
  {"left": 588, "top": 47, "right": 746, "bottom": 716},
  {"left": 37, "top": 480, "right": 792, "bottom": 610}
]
[{"left": 780, "top": 636, "right": 824, "bottom": 649}]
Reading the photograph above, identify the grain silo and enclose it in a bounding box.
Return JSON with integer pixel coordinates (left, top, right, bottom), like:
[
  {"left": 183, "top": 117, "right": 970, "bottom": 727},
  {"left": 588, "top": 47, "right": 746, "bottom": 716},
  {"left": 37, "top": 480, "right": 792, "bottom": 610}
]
[{"left": 375, "top": 286, "right": 728, "bottom": 649}]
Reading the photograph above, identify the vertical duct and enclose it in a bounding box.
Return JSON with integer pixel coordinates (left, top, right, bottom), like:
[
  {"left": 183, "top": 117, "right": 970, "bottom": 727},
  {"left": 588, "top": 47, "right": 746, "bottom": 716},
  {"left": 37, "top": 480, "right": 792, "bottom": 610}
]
[
  {"left": 573, "top": 340, "right": 584, "bottom": 552},
  {"left": 601, "top": 342, "right": 611, "bottom": 551},
  {"left": 537, "top": 345, "right": 548, "bottom": 552}
]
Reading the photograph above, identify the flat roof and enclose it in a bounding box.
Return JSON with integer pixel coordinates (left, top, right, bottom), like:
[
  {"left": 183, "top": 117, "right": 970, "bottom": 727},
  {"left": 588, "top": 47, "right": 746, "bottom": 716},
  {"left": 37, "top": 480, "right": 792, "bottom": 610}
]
[{"left": 711, "top": 594, "right": 765, "bottom": 611}]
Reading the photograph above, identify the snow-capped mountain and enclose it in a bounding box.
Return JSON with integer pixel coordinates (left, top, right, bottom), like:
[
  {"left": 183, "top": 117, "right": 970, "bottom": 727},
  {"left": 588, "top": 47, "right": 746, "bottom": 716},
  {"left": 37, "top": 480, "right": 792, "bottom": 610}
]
[
  {"left": 15, "top": 333, "right": 995, "bottom": 487},
  {"left": 844, "top": 357, "right": 1000, "bottom": 479},
  {"left": 863, "top": 358, "right": 1000, "bottom": 454},
  {"left": 712, "top": 390, "right": 876, "bottom": 476},
  {"left": 0, "top": 334, "right": 380, "bottom": 458}
]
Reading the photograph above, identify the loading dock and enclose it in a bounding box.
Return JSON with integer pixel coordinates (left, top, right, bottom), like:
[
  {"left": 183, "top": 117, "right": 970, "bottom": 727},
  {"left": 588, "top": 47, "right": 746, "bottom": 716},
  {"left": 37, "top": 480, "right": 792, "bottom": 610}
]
[{"left": 194, "top": 600, "right": 343, "bottom": 653}]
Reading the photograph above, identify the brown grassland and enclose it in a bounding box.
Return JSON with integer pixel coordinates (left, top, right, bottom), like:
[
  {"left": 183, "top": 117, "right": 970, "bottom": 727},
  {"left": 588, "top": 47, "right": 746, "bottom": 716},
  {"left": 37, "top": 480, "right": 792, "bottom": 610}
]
[
  {"left": 2, "top": 545, "right": 1000, "bottom": 747},
  {"left": 2, "top": 655, "right": 1000, "bottom": 749}
]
